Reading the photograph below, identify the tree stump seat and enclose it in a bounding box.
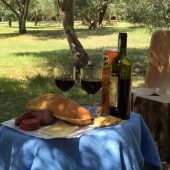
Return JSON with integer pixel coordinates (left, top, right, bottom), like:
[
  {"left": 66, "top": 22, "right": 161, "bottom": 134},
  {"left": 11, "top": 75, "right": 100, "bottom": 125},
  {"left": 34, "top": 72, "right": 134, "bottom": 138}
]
[
  {"left": 132, "top": 88, "right": 170, "bottom": 163},
  {"left": 132, "top": 30, "right": 170, "bottom": 163}
]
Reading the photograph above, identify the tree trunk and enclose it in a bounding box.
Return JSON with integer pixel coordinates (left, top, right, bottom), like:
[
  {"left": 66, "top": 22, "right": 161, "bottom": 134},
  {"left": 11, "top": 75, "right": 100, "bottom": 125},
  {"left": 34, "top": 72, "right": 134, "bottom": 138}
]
[
  {"left": 89, "top": 21, "right": 97, "bottom": 29},
  {"left": 98, "top": 2, "right": 108, "bottom": 27},
  {"left": 34, "top": 10, "right": 38, "bottom": 26},
  {"left": 0, "top": 0, "right": 30, "bottom": 34},
  {"left": 57, "top": 0, "right": 89, "bottom": 69},
  {"left": 132, "top": 89, "right": 170, "bottom": 163},
  {"left": 8, "top": 18, "right": 12, "bottom": 27},
  {"left": 34, "top": 18, "right": 38, "bottom": 26},
  {"left": 19, "top": 17, "right": 26, "bottom": 34}
]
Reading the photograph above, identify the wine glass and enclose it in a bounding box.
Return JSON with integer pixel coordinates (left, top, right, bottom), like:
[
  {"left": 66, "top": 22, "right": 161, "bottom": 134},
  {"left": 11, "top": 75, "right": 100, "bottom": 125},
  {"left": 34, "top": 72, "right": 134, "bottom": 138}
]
[
  {"left": 54, "top": 65, "right": 75, "bottom": 98},
  {"left": 80, "top": 67, "right": 102, "bottom": 116}
]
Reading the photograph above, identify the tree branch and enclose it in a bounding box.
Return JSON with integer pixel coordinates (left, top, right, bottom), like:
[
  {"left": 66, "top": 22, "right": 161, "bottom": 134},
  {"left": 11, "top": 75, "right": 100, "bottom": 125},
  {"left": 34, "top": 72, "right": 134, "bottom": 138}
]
[
  {"left": 57, "top": 0, "right": 89, "bottom": 68},
  {"left": 15, "top": 0, "right": 22, "bottom": 11},
  {"left": 22, "top": 0, "right": 30, "bottom": 20},
  {"left": 0, "top": 0, "right": 20, "bottom": 18}
]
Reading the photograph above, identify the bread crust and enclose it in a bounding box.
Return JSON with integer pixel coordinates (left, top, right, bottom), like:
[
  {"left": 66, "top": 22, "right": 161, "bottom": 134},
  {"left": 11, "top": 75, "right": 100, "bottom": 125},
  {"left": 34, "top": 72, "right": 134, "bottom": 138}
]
[
  {"left": 25, "top": 94, "right": 92, "bottom": 126},
  {"left": 53, "top": 115, "right": 92, "bottom": 126},
  {"left": 25, "top": 93, "right": 58, "bottom": 111},
  {"left": 48, "top": 97, "right": 92, "bottom": 125}
]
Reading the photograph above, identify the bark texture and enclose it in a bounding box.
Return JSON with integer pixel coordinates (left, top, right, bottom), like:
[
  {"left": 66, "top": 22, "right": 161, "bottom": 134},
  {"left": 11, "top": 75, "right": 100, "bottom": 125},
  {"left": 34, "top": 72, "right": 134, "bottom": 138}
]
[
  {"left": 132, "top": 30, "right": 170, "bottom": 164},
  {"left": 57, "top": 0, "right": 89, "bottom": 69},
  {"left": 98, "top": 0, "right": 108, "bottom": 27},
  {"left": 132, "top": 92, "right": 170, "bottom": 163}
]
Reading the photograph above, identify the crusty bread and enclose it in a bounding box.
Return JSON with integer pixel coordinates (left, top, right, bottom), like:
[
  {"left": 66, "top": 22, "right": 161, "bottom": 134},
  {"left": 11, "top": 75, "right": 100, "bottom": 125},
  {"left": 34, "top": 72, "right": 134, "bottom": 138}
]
[
  {"left": 52, "top": 115, "right": 92, "bottom": 126},
  {"left": 25, "top": 93, "right": 92, "bottom": 125},
  {"left": 48, "top": 97, "right": 92, "bottom": 125},
  {"left": 25, "top": 93, "right": 58, "bottom": 111}
]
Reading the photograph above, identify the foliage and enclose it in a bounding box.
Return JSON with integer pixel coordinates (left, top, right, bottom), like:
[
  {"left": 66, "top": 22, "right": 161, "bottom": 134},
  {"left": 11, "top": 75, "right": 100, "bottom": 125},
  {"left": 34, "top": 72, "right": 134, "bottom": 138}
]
[
  {"left": 0, "top": 0, "right": 30, "bottom": 33},
  {"left": 0, "top": 1, "right": 16, "bottom": 22},
  {"left": 28, "top": 0, "right": 58, "bottom": 22},
  {"left": 74, "top": 0, "right": 111, "bottom": 28},
  {"left": 117, "top": 0, "right": 170, "bottom": 28},
  {"left": 112, "top": 0, "right": 126, "bottom": 20}
]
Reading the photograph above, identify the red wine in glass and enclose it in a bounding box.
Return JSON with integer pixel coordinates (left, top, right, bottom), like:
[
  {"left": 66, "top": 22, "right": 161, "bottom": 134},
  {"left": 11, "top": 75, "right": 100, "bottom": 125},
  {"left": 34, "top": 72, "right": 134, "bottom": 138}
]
[
  {"left": 55, "top": 79, "right": 75, "bottom": 91},
  {"left": 80, "top": 67, "right": 102, "bottom": 116},
  {"left": 81, "top": 80, "right": 102, "bottom": 94},
  {"left": 54, "top": 66, "right": 75, "bottom": 98}
]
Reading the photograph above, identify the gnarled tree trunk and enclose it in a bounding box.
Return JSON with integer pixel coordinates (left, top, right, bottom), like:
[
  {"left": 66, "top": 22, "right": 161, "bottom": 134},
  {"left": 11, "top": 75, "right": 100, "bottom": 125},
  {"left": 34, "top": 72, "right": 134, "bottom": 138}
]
[
  {"left": 98, "top": 0, "right": 108, "bottom": 27},
  {"left": 57, "top": 0, "right": 89, "bottom": 69}
]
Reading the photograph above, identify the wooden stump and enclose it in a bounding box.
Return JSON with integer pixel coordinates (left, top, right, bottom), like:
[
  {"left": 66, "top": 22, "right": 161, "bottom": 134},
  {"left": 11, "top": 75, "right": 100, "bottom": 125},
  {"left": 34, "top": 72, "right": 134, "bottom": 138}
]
[{"left": 132, "top": 88, "right": 170, "bottom": 163}]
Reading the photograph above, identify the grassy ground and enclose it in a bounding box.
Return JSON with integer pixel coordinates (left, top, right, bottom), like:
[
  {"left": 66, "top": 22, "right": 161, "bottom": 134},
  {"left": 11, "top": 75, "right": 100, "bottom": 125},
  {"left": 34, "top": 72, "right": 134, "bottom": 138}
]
[{"left": 0, "top": 21, "right": 153, "bottom": 122}]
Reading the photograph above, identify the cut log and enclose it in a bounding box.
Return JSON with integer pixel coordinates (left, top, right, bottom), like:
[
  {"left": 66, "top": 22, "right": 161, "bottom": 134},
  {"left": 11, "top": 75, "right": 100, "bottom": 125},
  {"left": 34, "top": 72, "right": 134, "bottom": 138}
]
[{"left": 132, "top": 88, "right": 170, "bottom": 163}]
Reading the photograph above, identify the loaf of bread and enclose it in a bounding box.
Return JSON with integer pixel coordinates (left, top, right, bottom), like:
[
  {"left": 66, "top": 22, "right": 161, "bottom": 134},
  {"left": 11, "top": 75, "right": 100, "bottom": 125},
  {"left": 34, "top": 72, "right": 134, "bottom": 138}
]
[
  {"left": 48, "top": 96, "right": 92, "bottom": 125},
  {"left": 25, "top": 93, "right": 58, "bottom": 111},
  {"left": 25, "top": 94, "right": 92, "bottom": 126}
]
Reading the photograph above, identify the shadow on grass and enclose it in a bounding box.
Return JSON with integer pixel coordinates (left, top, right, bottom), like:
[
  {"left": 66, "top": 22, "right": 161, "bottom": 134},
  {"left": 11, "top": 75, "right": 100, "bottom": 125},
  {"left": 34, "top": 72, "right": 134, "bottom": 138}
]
[
  {"left": 0, "top": 24, "right": 145, "bottom": 40},
  {"left": 13, "top": 49, "right": 74, "bottom": 70},
  {"left": 0, "top": 75, "right": 87, "bottom": 123},
  {"left": 0, "top": 76, "right": 55, "bottom": 122},
  {"left": 12, "top": 47, "right": 148, "bottom": 76},
  {"left": 28, "top": 29, "right": 66, "bottom": 39},
  {"left": 0, "top": 32, "right": 20, "bottom": 38},
  {"left": 0, "top": 45, "right": 148, "bottom": 123},
  {"left": 0, "top": 29, "right": 65, "bottom": 39},
  {"left": 14, "top": 46, "right": 148, "bottom": 77},
  {"left": 13, "top": 47, "right": 148, "bottom": 67}
]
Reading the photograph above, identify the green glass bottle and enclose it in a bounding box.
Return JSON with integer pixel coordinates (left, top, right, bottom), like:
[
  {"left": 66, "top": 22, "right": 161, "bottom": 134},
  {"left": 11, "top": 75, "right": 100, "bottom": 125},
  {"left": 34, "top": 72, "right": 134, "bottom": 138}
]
[{"left": 109, "top": 33, "right": 132, "bottom": 119}]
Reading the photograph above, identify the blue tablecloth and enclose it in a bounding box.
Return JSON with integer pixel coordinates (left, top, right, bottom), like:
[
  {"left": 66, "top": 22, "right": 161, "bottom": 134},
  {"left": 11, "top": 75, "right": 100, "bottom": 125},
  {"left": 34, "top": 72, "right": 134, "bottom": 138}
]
[{"left": 0, "top": 112, "right": 162, "bottom": 170}]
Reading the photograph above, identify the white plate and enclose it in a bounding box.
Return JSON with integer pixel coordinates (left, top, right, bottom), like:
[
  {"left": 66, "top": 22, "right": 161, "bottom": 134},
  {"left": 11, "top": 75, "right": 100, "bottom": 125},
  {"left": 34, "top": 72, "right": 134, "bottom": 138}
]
[{"left": 2, "top": 119, "right": 95, "bottom": 139}]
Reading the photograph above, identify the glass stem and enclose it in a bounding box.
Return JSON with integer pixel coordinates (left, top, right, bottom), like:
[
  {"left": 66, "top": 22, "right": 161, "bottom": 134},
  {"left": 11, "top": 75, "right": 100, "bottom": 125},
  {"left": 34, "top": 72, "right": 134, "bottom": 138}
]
[
  {"left": 63, "top": 91, "right": 68, "bottom": 98},
  {"left": 88, "top": 93, "right": 98, "bottom": 117},
  {"left": 88, "top": 93, "right": 95, "bottom": 108}
]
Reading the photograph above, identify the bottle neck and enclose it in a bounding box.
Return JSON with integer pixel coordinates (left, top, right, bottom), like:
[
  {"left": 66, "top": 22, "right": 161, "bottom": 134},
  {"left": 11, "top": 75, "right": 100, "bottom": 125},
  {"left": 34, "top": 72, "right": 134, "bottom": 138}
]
[{"left": 118, "top": 33, "right": 127, "bottom": 58}]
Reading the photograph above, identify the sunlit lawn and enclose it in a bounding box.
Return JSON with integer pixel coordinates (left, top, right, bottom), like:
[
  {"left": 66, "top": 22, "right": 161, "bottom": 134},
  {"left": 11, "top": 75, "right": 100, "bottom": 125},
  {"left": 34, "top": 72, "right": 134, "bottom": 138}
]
[{"left": 0, "top": 21, "right": 153, "bottom": 122}]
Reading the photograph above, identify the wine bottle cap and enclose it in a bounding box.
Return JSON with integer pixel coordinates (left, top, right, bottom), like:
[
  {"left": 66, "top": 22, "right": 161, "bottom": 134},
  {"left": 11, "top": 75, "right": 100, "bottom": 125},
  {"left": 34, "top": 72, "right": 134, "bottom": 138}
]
[{"left": 119, "top": 32, "right": 127, "bottom": 38}]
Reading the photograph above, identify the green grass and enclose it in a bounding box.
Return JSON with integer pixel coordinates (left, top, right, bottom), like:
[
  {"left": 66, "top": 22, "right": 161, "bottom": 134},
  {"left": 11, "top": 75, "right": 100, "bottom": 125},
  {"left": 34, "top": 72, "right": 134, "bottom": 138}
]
[{"left": 0, "top": 21, "right": 153, "bottom": 122}]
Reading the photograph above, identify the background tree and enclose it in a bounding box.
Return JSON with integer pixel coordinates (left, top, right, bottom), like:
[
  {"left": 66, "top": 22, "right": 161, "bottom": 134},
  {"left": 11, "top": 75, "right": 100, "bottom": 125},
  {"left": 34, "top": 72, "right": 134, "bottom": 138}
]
[
  {"left": 117, "top": 0, "right": 170, "bottom": 28},
  {"left": 28, "top": 0, "right": 57, "bottom": 26},
  {"left": 0, "top": 1, "right": 16, "bottom": 26},
  {"left": 74, "top": 0, "right": 110, "bottom": 29},
  {"left": 56, "top": 0, "right": 89, "bottom": 69},
  {"left": 0, "top": 0, "right": 30, "bottom": 34}
]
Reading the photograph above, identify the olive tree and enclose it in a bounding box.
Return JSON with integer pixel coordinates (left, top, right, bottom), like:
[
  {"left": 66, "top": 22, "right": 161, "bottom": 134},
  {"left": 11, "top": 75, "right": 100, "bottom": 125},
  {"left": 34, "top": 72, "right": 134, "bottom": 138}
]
[
  {"left": 0, "top": 0, "right": 30, "bottom": 33},
  {"left": 117, "top": 0, "right": 170, "bottom": 28},
  {"left": 74, "top": 0, "right": 110, "bottom": 29},
  {"left": 56, "top": 0, "right": 89, "bottom": 69},
  {"left": 0, "top": 1, "right": 16, "bottom": 26}
]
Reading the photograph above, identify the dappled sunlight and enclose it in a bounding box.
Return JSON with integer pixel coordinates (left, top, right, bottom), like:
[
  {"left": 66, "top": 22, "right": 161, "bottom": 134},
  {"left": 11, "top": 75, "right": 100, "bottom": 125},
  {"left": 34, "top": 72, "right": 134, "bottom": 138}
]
[
  {"left": 132, "top": 78, "right": 145, "bottom": 88},
  {"left": 79, "top": 129, "right": 123, "bottom": 169},
  {"left": 146, "top": 30, "right": 170, "bottom": 90},
  {"left": 0, "top": 76, "right": 58, "bottom": 122},
  {"left": 0, "top": 21, "right": 153, "bottom": 122}
]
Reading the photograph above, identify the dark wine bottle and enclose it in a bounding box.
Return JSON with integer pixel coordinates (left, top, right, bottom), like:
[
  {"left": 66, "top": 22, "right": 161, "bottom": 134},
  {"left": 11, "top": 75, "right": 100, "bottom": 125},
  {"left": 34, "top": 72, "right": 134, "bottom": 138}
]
[{"left": 109, "top": 33, "right": 132, "bottom": 119}]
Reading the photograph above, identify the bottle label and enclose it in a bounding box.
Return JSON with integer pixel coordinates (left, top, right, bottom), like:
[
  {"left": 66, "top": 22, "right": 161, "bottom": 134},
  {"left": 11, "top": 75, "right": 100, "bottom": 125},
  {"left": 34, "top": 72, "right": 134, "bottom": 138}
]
[{"left": 109, "top": 76, "right": 118, "bottom": 107}]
